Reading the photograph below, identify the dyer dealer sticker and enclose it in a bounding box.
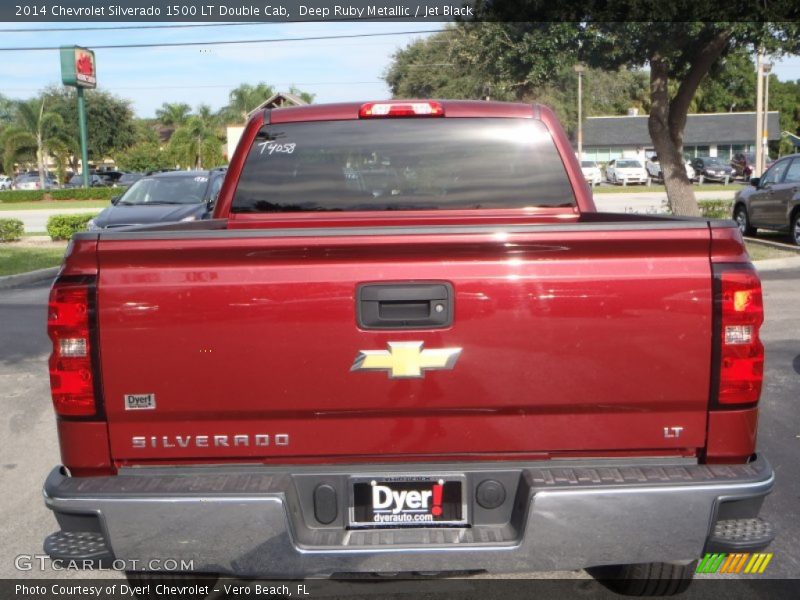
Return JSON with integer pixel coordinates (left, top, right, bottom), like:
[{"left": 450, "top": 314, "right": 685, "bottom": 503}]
[
  {"left": 350, "top": 476, "right": 466, "bottom": 527},
  {"left": 124, "top": 393, "right": 156, "bottom": 410}
]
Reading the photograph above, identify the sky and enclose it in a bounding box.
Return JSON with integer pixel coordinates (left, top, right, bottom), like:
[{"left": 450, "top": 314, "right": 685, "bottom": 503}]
[
  {"left": 0, "top": 22, "right": 442, "bottom": 117},
  {"left": 0, "top": 21, "right": 799, "bottom": 119}
]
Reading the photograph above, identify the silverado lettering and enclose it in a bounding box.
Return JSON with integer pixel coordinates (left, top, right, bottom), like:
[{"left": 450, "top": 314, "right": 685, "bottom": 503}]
[
  {"left": 42, "top": 100, "right": 774, "bottom": 595},
  {"left": 131, "top": 434, "right": 289, "bottom": 449}
]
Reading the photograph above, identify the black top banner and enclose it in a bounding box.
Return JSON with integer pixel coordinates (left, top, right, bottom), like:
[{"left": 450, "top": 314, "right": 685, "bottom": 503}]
[
  {"left": 6, "top": 1, "right": 471, "bottom": 22},
  {"left": 2, "top": 0, "right": 799, "bottom": 22}
]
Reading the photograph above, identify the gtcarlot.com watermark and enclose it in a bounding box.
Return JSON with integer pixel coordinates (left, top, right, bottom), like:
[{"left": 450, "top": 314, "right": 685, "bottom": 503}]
[{"left": 15, "top": 554, "right": 194, "bottom": 572}]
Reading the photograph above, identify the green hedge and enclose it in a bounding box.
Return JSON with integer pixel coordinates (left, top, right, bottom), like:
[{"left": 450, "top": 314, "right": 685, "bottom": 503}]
[
  {"left": 698, "top": 199, "right": 734, "bottom": 219},
  {"left": 0, "top": 218, "right": 24, "bottom": 242},
  {"left": 0, "top": 187, "right": 121, "bottom": 203},
  {"left": 47, "top": 214, "right": 97, "bottom": 241},
  {"left": 50, "top": 188, "right": 121, "bottom": 201},
  {"left": 0, "top": 190, "right": 45, "bottom": 202}
]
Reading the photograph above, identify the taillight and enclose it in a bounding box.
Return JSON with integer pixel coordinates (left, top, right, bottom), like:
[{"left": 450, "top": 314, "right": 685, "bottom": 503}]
[
  {"left": 713, "top": 265, "right": 764, "bottom": 406},
  {"left": 47, "top": 276, "right": 98, "bottom": 417},
  {"left": 359, "top": 101, "right": 444, "bottom": 118}
]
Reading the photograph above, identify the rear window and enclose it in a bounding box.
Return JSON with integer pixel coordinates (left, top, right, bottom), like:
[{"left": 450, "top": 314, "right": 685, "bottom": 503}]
[
  {"left": 120, "top": 176, "right": 209, "bottom": 205},
  {"left": 232, "top": 118, "right": 576, "bottom": 213}
]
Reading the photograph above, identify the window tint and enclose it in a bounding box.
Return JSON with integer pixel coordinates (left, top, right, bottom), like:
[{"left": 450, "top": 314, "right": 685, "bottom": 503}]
[
  {"left": 783, "top": 159, "right": 800, "bottom": 184},
  {"left": 232, "top": 118, "right": 576, "bottom": 213},
  {"left": 761, "top": 160, "right": 790, "bottom": 186}
]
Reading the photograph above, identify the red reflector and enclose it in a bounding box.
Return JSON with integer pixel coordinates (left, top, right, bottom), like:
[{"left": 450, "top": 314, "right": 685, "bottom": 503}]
[
  {"left": 359, "top": 101, "right": 444, "bottom": 118},
  {"left": 715, "top": 266, "right": 764, "bottom": 405},
  {"left": 47, "top": 278, "right": 97, "bottom": 417}
]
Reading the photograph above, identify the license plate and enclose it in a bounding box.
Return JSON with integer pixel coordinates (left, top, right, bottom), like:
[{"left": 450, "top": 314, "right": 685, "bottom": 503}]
[{"left": 349, "top": 476, "right": 467, "bottom": 528}]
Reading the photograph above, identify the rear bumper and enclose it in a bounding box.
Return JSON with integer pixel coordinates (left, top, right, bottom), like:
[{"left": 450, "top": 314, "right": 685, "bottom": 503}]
[
  {"left": 43, "top": 455, "right": 774, "bottom": 577},
  {"left": 700, "top": 173, "right": 732, "bottom": 181}
]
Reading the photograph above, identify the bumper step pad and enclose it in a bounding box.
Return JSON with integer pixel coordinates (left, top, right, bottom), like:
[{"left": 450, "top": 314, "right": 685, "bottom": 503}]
[
  {"left": 706, "top": 518, "right": 775, "bottom": 552},
  {"left": 44, "top": 531, "right": 114, "bottom": 567}
]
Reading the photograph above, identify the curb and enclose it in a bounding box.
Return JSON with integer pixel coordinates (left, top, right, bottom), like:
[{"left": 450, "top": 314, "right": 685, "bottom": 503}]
[
  {"left": 753, "top": 256, "right": 800, "bottom": 272},
  {"left": 0, "top": 266, "right": 59, "bottom": 290},
  {"left": 744, "top": 236, "right": 800, "bottom": 254}
]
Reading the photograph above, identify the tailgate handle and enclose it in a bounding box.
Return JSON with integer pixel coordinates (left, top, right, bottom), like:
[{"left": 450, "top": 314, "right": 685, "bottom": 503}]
[{"left": 357, "top": 283, "right": 453, "bottom": 329}]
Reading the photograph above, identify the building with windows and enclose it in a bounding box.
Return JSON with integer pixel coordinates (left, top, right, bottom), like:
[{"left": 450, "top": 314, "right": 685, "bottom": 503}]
[{"left": 581, "top": 111, "right": 780, "bottom": 163}]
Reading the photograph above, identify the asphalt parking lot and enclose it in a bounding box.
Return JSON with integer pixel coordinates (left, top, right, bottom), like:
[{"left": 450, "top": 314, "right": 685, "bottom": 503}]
[{"left": 0, "top": 270, "right": 797, "bottom": 593}]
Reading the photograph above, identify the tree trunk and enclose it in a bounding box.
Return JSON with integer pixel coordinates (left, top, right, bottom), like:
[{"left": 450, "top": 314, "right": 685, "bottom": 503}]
[
  {"left": 36, "top": 134, "right": 46, "bottom": 191},
  {"left": 647, "top": 31, "right": 732, "bottom": 217},
  {"left": 647, "top": 57, "right": 699, "bottom": 216},
  {"left": 37, "top": 101, "right": 47, "bottom": 191}
]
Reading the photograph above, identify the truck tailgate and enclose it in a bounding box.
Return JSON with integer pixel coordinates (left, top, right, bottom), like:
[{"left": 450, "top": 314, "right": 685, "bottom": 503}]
[{"left": 96, "top": 222, "right": 713, "bottom": 463}]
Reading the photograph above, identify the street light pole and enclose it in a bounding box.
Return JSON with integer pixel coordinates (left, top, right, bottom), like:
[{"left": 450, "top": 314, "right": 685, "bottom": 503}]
[
  {"left": 763, "top": 62, "right": 772, "bottom": 166},
  {"left": 574, "top": 64, "right": 585, "bottom": 159},
  {"left": 755, "top": 51, "right": 764, "bottom": 177},
  {"left": 77, "top": 87, "right": 90, "bottom": 188}
]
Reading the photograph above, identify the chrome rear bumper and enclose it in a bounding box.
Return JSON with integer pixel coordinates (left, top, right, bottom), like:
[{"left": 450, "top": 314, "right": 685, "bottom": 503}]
[{"left": 43, "top": 456, "right": 774, "bottom": 577}]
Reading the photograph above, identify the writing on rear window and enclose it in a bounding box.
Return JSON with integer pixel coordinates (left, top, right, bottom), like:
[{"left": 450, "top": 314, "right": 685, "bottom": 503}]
[
  {"left": 232, "top": 118, "right": 576, "bottom": 213},
  {"left": 258, "top": 142, "right": 296, "bottom": 156}
]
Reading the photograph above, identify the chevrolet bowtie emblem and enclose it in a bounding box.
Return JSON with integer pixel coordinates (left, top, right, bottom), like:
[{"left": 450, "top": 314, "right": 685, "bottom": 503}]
[{"left": 351, "top": 341, "right": 462, "bottom": 379}]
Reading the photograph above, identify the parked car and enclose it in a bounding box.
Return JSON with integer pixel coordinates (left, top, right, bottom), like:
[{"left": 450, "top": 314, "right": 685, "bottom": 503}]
[
  {"left": 644, "top": 156, "right": 696, "bottom": 181},
  {"left": 117, "top": 172, "right": 144, "bottom": 187},
  {"left": 690, "top": 156, "right": 734, "bottom": 182},
  {"left": 730, "top": 152, "right": 774, "bottom": 179},
  {"left": 96, "top": 170, "right": 126, "bottom": 187},
  {"left": 43, "top": 100, "right": 773, "bottom": 595},
  {"left": 63, "top": 173, "right": 106, "bottom": 188},
  {"left": 86, "top": 168, "right": 227, "bottom": 230},
  {"left": 733, "top": 152, "right": 800, "bottom": 245},
  {"left": 730, "top": 152, "right": 756, "bottom": 179},
  {"left": 580, "top": 160, "right": 602, "bottom": 186},
  {"left": 0, "top": 175, "right": 12, "bottom": 190},
  {"left": 12, "top": 171, "right": 58, "bottom": 190},
  {"left": 605, "top": 158, "right": 648, "bottom": 184}
]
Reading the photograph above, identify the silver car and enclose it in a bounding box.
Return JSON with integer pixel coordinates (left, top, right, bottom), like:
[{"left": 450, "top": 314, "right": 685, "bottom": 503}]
[
  {"left": 0, "top": 175, "right": 12, "bottom": 190},
  {"left": 13, "top": 172, "right": 58, "bottom": 190},
  {"left": 644, "top": 157, "right": 696, "bottom": 181}
]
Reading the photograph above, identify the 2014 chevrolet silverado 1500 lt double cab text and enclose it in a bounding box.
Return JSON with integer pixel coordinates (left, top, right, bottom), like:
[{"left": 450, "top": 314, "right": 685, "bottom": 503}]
[{"left": 42, "top": 100, "right": 774, "bottom": 596}]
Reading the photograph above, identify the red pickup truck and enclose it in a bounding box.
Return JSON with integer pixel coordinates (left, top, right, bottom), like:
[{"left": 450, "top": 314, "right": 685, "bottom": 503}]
[{"left": 43, "top": 100, "right": 774, "bottom": 595}]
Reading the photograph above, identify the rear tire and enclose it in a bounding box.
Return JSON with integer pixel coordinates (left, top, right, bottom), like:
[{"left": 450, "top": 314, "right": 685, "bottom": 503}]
[
  {"left": 588, "top": 561, "right": 697, "bottom": 596},
  {"left": 125, "top": 572, "right": 218, "bottom": 600},
  {"left": 734, "top": 205, "right": 756, "bottom": 237},
  {"left": 791, "top": 211, "right": 800, "bottom": 246}
]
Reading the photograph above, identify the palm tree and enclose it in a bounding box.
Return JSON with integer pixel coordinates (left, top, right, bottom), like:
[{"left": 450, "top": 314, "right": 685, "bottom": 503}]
[
  {"left": 168, "top": 105, "right": 223, "bottom": 169},
  {"left": 220, "top": 83, "right": 275, "bottom": 123},
  {"left": 2, "top": 99, "right": 69, "bottom": 188},
  {"left": 288, "top": 86, "right": 316, "bottom": 104},
  {"left": 155, "top": 102, "right": 191, "bottom": 128}
]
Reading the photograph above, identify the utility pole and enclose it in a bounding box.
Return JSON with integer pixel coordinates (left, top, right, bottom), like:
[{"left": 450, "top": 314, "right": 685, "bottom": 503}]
[
  {"left": 574, "top": 63, "right": 585, "bottom": 159},
  {"left": 754, "top": 50, "right": 764, "bottom": 177}
]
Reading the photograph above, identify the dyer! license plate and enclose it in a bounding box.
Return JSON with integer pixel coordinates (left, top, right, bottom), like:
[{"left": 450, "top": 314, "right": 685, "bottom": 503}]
[{"left": 349, "top": 476, "right": 467, "bottom": 528}]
